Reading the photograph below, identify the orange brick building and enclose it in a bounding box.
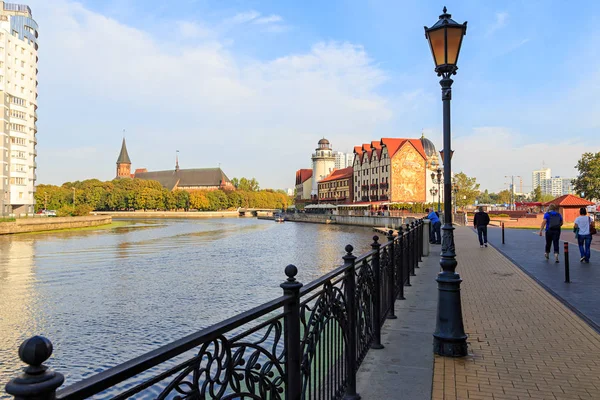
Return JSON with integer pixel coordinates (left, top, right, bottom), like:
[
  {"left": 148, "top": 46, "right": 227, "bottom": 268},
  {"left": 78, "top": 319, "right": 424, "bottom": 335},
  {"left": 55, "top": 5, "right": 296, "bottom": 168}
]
[
  {"left": 317, "top": 167, "right": 353, "bottom": 204},
  {"left": 543, "top": 194, "right": 594, "bottom": 222}
]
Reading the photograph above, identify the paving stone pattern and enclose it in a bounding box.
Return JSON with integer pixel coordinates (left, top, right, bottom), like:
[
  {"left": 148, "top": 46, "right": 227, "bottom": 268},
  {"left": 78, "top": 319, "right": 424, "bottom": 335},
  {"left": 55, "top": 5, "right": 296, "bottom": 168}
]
[
  {"left": 485, "top": 227, "right": 600, "bottom": 331},
  {"left": 433, "top": 228, "right": 600, "bottom": 400}
]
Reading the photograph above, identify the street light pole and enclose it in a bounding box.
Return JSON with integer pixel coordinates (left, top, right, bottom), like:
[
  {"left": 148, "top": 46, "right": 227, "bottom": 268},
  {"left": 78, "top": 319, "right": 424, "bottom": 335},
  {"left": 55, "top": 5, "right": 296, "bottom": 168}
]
[
  {"left": 431, "top": 168, "right": 443, "bottom": 213},
  {"left": 425, "top": 7, "right": 468, "bottom": 357}
]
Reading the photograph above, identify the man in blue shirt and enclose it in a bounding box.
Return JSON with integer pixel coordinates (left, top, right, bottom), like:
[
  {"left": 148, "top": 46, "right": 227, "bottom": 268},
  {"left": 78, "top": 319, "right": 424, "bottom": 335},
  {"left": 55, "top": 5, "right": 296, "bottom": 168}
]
[
  {"left": 426, "top": 208, "right": 441, "bottom": 244},
  {"left": 539, "top": 204, "right": 563, "bottom": 263}
]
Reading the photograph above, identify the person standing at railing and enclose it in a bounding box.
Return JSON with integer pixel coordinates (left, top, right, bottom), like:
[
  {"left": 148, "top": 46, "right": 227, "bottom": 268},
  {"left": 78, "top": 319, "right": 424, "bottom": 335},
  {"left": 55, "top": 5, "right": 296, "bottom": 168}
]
[{"left": 426, "top": 208, "right": 441, "bottom": 244}]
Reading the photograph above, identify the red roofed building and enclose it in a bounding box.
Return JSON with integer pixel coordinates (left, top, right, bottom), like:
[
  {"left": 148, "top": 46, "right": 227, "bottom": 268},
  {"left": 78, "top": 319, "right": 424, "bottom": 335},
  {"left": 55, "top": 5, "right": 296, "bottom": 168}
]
[
  {"left": 352, "top": 137, "right": 428, "bottom": 203},
  {"left": 295, "top": 169, "right": 313, "bottom": 204},
  {"left": 543, "top": 194, "right": 594, "bottom": 222},
  {"left": 317, "top": 167, "right": 354, "bottom": 204}
]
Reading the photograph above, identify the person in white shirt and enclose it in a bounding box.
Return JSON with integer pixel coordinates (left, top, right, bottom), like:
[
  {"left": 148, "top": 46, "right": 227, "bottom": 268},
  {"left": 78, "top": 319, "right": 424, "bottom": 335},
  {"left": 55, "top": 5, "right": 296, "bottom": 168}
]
[{"left": 574, "top": 207, "right": 593, "bottom": 263}]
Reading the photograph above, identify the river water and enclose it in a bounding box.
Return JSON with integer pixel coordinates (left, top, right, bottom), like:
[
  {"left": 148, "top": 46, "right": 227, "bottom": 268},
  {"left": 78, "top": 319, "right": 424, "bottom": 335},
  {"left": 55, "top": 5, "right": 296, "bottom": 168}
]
[{"left": 0, "top": 218, "right": 376, "bottom": 395}]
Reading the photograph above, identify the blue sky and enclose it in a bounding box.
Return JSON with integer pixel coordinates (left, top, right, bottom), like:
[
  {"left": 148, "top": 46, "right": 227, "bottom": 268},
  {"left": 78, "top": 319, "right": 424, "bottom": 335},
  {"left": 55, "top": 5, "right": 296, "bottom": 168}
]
[{"left": 28, "top": 0, "right": 599, "bottom": 192}]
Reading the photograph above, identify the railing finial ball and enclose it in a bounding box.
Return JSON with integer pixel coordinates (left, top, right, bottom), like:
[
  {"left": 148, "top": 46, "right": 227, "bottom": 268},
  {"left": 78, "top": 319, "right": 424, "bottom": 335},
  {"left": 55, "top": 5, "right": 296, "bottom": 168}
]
[
  {"left": 372, "top": 235, "right": 379, "bottom": 243},
  {"left": 284, "top": 264, "right": 298, "bottom": 282},
  {"left": 345, "top": 244, "right": 354, "bottom": 254},
  {"left": 19, "top": 336, "right": 53, "bottom": 372}
]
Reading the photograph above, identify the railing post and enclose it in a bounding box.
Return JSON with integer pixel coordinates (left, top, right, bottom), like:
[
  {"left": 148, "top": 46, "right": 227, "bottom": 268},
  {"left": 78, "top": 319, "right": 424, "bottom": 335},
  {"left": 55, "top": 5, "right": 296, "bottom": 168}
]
[
  {"left": 403, "top": 225, "right": 411, "bottom": 287},
  {"left": 343, "top": 245, "right": 360, "bottom": 400},
  {"left": 386, "top": 230, "right": 398, "bottom": 317},
  {"left": 281, "top": 264, "right": 303, "bottom": 400},
  {"left": 418, "top": 219, "right": 424, "bottom": 261},
  {"left": 412, "top": 222, "right": 420, "bottom": 268},
  {"left": 370, "top": 236, "right": 384, "bottom": 349},
  {"left": 564, "top": 243, "right": 570, "bottom": 283},
  {"left": 407, "top": 223, "right": 416, "bottom": 276},
  {"left": 5, "top": 336, "right": 65, "bottom": 400},
  {"left": 502, "top": 222, "right": 505, "bottom": 244},
  {"left": 395, "top": 227, "right": 406, "bottom": 300}
]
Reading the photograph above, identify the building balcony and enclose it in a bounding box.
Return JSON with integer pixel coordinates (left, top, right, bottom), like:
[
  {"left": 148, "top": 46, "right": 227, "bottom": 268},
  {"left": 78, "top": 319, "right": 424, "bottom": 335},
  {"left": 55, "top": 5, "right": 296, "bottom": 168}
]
[
  {"left": 380, "top": 195, "right": 388, "bottom": 201},
  {"left": 370, "top": 184, "right": 378, "bottom": 189},
  {"left": 361, "top": 196, "right": 369, "bottom": 202},
  {"left": 380, "top": 183, "right": 389, "bottom": 189},
  {"left": 361, "top": 185, "right": 368, "bottom": 190}
]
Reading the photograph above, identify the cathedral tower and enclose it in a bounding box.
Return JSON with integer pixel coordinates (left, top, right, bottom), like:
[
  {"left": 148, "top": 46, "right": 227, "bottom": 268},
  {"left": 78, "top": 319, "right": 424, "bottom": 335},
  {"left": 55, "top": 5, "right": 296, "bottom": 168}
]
[{"left": 116, "top": 138, "right": 132, "bottom": 178}]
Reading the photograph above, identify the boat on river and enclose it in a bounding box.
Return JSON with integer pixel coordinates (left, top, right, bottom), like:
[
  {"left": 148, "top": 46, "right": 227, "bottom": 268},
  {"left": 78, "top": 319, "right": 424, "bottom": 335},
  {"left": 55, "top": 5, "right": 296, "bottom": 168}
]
[{"left": 274, "top": 214, "right": 285, "bottom": 223}]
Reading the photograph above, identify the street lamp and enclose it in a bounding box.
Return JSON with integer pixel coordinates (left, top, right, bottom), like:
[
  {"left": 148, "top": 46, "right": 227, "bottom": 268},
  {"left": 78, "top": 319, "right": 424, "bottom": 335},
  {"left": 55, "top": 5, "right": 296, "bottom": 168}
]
[
  {"left": 430, "top": 168, "right": 443, "bottom": 212},
  {"left": 425, "top": 7, "right": 468, "bottom": 357},
  {"left": 429, "top": 187, "right": 439, "bottom": 207},
  {"left": 452, "top": 183, "right": 459, "bottom": 214}
]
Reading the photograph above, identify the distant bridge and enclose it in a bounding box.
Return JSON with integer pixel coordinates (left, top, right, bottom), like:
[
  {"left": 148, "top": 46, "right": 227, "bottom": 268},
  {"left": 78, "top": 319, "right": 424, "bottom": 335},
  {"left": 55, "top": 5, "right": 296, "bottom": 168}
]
[{"left": 237, "top": 208, "right": 279, "bottom": 217}]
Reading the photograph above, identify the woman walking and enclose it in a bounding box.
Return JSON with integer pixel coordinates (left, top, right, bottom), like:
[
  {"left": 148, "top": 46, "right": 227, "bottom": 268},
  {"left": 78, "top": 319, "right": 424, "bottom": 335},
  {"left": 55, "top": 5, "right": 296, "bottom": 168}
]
[
  {"left": 539, "top": 204, "right": 563, "bottom": 263},
  {"left": 574, "top": 207, "right": 593, "bottom": 263}
]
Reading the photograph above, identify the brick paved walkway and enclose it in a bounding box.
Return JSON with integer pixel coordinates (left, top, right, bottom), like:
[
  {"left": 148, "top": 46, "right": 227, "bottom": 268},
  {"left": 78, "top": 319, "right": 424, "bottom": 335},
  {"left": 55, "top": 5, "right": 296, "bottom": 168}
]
[{"left": 433, "top": 227, "right": 600, "bottom": 400}]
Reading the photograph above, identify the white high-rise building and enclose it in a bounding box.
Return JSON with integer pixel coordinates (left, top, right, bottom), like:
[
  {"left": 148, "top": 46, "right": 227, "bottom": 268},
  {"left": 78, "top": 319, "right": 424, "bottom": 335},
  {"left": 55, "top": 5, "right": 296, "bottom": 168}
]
[
  {"left": 0, "top": 2, "right": 38, "bottom": 216},
  {"left": 541, "top": 176, "right": 574, "bottom": 197},
  {"left": 334, "top": 151, "right": 354, "bottom": 170},
  {"left": 532, "top": 168, "right": 551, "bottom": 191}
]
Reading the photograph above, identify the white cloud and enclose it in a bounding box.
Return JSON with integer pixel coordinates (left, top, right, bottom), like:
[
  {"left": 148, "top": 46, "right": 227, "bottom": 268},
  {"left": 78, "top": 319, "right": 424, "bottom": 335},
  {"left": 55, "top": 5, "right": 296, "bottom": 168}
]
[
  {"left": 30, "top": 0, "right": 396, "bottom": 188},
  {"left": 224, "top": 10, "right": 261, "bottom": 25},
  {"left": 176, "top": 21, "right": 212, "bottom": 39},
  {"left": 452, "top": 127, "right": 585, "bottom": 193},
  {"left": 253, "top": 15, "right": 283, "bottom": 25},
  {"left": 486, "top": 12, "right": 508, "bottom": 36}
]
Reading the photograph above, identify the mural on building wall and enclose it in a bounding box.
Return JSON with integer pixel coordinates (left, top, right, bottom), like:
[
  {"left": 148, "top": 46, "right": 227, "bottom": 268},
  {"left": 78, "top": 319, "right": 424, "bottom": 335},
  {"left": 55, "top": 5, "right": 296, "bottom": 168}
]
[{"left": 391, "top": 144, "right": 426, "bottom": 202}]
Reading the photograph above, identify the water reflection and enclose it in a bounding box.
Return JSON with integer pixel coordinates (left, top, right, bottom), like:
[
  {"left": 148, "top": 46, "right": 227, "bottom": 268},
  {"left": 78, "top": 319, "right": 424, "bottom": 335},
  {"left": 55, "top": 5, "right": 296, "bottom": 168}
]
[
  {"left": 0, "top": 219, "right": 374, "bottom": 392},
  {"left": 0, "top": 237, "right": 41, "bottom": 382}
]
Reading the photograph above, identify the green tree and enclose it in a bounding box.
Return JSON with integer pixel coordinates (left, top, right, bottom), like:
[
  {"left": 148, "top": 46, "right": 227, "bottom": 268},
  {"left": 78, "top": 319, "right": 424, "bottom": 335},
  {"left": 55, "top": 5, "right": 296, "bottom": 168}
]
[
  {"left": 189, "top": 191, "right": 210, "bottom": 210},
  {"left": 173, "top": 190, "right": 190, "bottom": 211},
  {"left": 477, "top": 189, "right": 492, "bottom": 204},
  {"left": 231, "top": 177, "right": 239, "bottom": 189},
  {"left": 453, "top": 172, "right": 480, "bottom": 208},
  {"left": 573, "top": 152, "right": 600, "bottom": 200},
  {"left": 540, "top": 193, "right": 555, "bottom": 203},
  {"left": 532, "top": 185, "right": 542, "bottom": 202},
  {"left": 497, "top": 190, "right": 511, "bottom": 204}
]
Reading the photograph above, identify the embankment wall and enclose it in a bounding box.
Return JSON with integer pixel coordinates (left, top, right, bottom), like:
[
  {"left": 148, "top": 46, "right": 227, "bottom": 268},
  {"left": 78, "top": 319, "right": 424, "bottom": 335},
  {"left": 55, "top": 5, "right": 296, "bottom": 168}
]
[{"left": 0, "top": 216, "right": 112, "bottom": 235}]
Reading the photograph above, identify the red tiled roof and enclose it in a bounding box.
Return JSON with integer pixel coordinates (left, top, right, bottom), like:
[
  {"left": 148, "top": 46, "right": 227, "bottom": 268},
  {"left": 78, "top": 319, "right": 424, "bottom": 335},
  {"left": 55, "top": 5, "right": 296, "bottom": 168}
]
[
  {"left": 319, "top": 167, "right": 353, "bottom": 183},
  {"left": 371, "top": 141, "right": 382, "bottom": 160},
  {"left": 296, "top": 169, "right": 313, "bottom": 185},
  {"left": 380, "top": 138, "right": 427, "bottom": 160},
  {"left": 543, "top": 194, "right": 594, "bottom": 207},
  {"left": 353, "top": 146, "right": 363, "bottom": 155}
]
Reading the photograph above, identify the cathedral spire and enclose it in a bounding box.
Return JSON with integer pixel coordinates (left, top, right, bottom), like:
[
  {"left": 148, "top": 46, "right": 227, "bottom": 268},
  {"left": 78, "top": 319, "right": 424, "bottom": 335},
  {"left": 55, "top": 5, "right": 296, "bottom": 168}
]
[
  {"left": 117, "top": 138, "right": 131, "bottom": 164},
  {"left": 116, "top": 138, "right": 132, "bottom": 178},
  {"left": 175, "top": 150, "right": 180, "bottom": 171}
]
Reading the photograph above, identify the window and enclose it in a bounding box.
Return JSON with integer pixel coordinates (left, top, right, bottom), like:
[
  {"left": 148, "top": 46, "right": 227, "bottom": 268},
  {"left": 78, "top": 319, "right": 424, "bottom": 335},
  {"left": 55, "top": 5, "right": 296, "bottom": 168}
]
[
  {"left": 21, "top": 61, "right": 24, "bottom": 68},
  {"left": 11, "top": 110, "right": 26, "bottom": 119},
  {"left": 10, "top": 177, "right": 25, "bottom": 185},
  {"left": 10, "top": 123, "right": 25, "bottom": 132},
  {"left": 10, "top": 96, "right": 25, "bottom": 106},
  {"left": 11, "top": 137, "right": 26, "bottom": 145}
]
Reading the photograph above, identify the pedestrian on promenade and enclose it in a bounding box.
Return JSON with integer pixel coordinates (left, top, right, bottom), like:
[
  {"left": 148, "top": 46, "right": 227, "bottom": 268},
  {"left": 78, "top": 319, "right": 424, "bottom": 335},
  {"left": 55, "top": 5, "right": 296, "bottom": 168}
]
[
  {"left": 473, "top": 206, "right": 490, "bottom": 248},
  {"left": 425, "top": 208, "right": 441, "bottom": 244},
  {"left": 574, "top": 207, "right": 593, "bottom": 263},
  {"left": 539, "top": 204, "right": 563, "bottom": 263}
]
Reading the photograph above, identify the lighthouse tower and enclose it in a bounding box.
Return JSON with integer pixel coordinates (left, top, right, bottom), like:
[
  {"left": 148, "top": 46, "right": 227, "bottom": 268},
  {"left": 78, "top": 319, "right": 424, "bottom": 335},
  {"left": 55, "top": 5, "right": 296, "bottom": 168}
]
[{"left": 311, "top": 138, "right": 336, "bottom": 199}]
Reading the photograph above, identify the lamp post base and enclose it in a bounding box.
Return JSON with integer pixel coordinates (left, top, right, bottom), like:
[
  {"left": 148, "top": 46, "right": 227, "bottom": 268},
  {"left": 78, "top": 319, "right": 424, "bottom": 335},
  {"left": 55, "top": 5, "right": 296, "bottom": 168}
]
[
  {"left": 433, "top": 335, "right": 468, "bottom": 357},
  {"left": 433, "top": 270, "right": 468, "bottom": 357}
]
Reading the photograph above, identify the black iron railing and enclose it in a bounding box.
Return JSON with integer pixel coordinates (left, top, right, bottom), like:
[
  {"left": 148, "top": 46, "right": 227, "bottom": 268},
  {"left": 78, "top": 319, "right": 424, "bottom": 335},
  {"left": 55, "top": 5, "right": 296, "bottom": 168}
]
[{"left": 5, "top": 220, "right": 425, "bottom": 400}]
